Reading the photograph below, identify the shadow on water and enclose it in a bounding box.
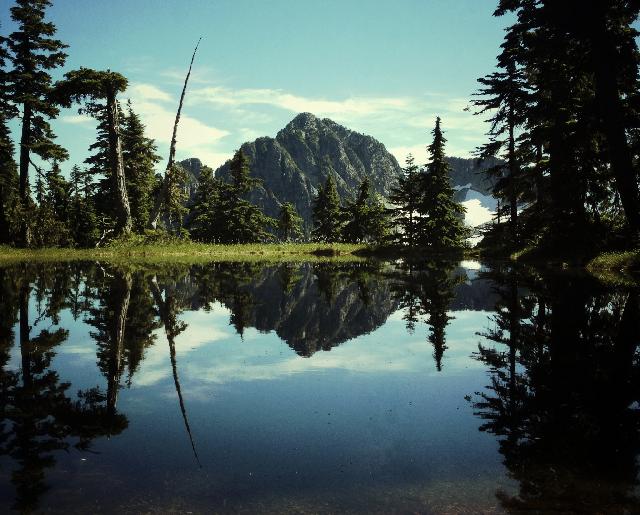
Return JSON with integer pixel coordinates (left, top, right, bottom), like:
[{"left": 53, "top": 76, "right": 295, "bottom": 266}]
[
  {"left": 470, "top": 264, "right": 640, "bottom": 513},
  {"left": 0, "top": 260, "right": 637, "bottom": 512}
]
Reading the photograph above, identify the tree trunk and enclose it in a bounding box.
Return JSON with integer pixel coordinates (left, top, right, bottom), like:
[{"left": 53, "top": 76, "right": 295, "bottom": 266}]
[
  {"left": 18, "top": 104, "right": 32, "bottom": 247},
  {"left": 105, "top": 90, "right": 132, "bottom": 236}
]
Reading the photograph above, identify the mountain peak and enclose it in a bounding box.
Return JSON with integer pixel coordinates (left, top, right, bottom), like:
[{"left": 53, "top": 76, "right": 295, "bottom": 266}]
[
  {"left": 282, "top": 112, "right": 321, "bottom": 131},
  {"left": 215, "top": 115, "right": 402, "bottom": 227}
]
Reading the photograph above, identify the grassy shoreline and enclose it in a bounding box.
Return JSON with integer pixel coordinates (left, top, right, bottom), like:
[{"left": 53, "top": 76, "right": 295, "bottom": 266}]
[{"left": 0, "top": 243, "right": 371, "bottom": 263}]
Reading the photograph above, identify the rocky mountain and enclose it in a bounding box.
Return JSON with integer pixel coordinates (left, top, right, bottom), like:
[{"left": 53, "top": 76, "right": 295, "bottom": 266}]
[
  {"left": 214, "top": 113, "right": 402, "bottom": 227},
  {"left": 182, "top": 113, "right": 501, "bottom": 227}
]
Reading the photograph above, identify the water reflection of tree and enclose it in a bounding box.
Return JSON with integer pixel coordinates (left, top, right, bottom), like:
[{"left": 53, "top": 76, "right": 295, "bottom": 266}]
[
  {"left": 394, "top": 261, "right": 462, "bottom": 371},
  {"left": 0, "top": 265, "right": 128, "bottom": 512},
  {"left": 472, "top": 266, "right": 640, "bottom": 512}
]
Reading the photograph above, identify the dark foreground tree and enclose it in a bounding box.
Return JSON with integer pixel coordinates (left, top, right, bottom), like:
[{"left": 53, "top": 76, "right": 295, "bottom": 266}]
[{"left": 7, "top": 0, "right": 68, "bottom": 246}]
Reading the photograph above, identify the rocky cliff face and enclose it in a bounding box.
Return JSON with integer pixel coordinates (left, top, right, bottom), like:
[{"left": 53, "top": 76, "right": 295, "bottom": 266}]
[{"left": 214, "top": 113, "right": 403, "bottom": 226}]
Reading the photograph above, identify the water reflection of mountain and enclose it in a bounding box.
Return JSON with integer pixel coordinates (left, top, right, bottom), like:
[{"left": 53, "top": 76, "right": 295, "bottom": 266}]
[
  {"left": 177, "top": 263, "right": 494, "bottom": 357},
  {"left": 451, "top": 273, "right": 499, "bottom": 311},
  {"left": 236, "top": 264, "right": 399, "bottom": 356}
]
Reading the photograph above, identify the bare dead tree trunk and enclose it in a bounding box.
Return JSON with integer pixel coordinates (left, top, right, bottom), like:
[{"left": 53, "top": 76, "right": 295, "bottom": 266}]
[
  {"left": 106, "top": 90, "right": 132, "bottom": 236},
  {"left": 149, "top": 39, "right": 202, "bottom": 229}
]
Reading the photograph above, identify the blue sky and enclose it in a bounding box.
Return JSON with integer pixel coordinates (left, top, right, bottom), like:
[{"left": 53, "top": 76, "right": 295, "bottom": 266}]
[{"left": 2, "top": 0, "right": 510, "bottom": 172}]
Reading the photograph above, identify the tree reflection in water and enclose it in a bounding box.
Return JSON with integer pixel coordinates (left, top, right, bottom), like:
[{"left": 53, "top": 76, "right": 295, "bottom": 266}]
[
  {"left": 1, "top": 260, "right": 638, "bottom": 513},
  {"left": 471, "top": 264, "right": 640, "bottom": 512}
]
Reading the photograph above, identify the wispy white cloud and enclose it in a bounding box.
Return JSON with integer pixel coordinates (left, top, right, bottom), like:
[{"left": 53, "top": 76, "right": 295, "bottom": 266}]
[
  {"left": 189, "top": 86, "right": 412, "bottom": 118},
  {"left": 126, "top": 82, "right": 232, "bottom": 168},
  {"left": 121, "top": 78, "right": 486, "bottom": 170},
  {"left": 61, "top": 114, "right": 95, "bottom": 125}
]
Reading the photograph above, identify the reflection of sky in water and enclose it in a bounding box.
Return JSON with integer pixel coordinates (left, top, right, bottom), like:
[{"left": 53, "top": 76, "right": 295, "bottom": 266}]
[{"left": 2, "top": 263, "right": 515, "bottom": 513}]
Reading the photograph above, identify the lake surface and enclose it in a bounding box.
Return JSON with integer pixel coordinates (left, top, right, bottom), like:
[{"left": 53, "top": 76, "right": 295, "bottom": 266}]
[{"left": 0, "top": 259, "right": 638, "bottom": 514}]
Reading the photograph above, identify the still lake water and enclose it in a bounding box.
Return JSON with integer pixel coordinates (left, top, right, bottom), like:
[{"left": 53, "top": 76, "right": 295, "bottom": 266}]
[{"left": 0, "top": 259, "right": 638, "bottom": 514}]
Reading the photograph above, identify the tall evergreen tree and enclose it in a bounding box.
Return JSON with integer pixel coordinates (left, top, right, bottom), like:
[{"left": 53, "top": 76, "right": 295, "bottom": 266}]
[
  {"left": 7, "top": 0, "right": 68, "bottom": 246},
  {"left": 121, "top": 101, "right": 160, "bottom": 232},
  {"left": 0, "top": 30, "right": 19, "bottom": 245},
  {"left": 312, "top": 174, "right": 342, "bottom": 242},
  {"left": 54, "top": 68, "right": 132, "bottom": 236},
  {"left": 83, "top": 106, "right": 113, "bottom": 221},
  {"left": 481, "top": 0, "right": 640, "bottom": 252},
  {"left": 473, "top": 30, "right": 530, "bottom": 245},
  {"left": 416, "top": 118, "right": 468, "bottom": 250}
]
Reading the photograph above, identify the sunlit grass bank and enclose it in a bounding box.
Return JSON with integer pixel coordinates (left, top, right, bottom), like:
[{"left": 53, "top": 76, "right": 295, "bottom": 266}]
[
  {"left": 585, "top": 250, "right": 640, "bottom": 286},
  {"left": 0, "top": 243, "right": 370, "bottom": 263}
]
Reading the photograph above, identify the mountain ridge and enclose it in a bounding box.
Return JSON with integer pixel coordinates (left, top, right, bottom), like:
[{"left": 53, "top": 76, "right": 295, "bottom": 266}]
[{"left": 180, "top": 113, "right": 498, "bottom": 226}]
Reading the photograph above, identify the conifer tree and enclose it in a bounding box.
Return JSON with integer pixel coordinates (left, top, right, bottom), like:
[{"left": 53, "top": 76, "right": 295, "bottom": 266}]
[
  {"left": 30, "top": 160, "right": 71, "bottom": 247},
  {"left": 68, "top": 165, "right": 98, "bottom": 247},
  {"left": 416, "top": 118, "right": 468, "bottom": 250},
  {"left": 121, "top": 101, "right": 160, "bottom": 232},
  {"left": 189, "top": 150, "right": 274, "bottom": 243},
  {"left": 473, "top": 31, "right": 530, "bottom": 244},
  {"left": 187, "top": 165, "right": 220, "bottom": 242},
  {"left": 278, "top": 202, "right": 303, "bottom": 242},
  {"left": 221, "top": 150, "right": 275, "bottom": 243},
  {"left": 7, "top": 0, "right": 68, "bottom": 246},
  {"left": 83, "top": 107, "right": 113, "bottom": 219},
  {"left": 389, "top": 154, "right": 420, "bottom": 248},
  {"left": 54, "top": 68, "right": 132, "bottom": 236},
  {"left": 0, "top": 30, "right": 19, "bottom": 245},
  {"left": 342, "top": 177, "right": 389, "bottom": 244},
  {"left": 312, "top": 174, "right": 342, "bottom": 242}
]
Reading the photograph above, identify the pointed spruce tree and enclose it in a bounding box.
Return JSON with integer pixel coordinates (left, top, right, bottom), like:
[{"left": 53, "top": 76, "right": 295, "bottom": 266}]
[
  {"left": 221, "top": 149, "right": 274, "bottom": 243},
  {"left": 121, "top": 100, "right": 160, "bottom": 232},
  {"left": 416, "top": 117, "right": 468, "bottom": 250},
  {"left": 312, "top": 174, "right": 342, "bottom": 242},
  {"left": 68, "top": 165, "right": 99, "bottom": 247},
  {"left": 473, "top": 28, "right": 530, "bottom": 245}
]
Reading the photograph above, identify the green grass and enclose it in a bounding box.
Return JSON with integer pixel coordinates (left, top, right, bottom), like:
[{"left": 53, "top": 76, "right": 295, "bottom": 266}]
[
  {"left": 0, "top": 243, "right": 370, "bottom": 263},
  {"left": 585, "top": 250, "right": 640, "bottom": 286}
]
